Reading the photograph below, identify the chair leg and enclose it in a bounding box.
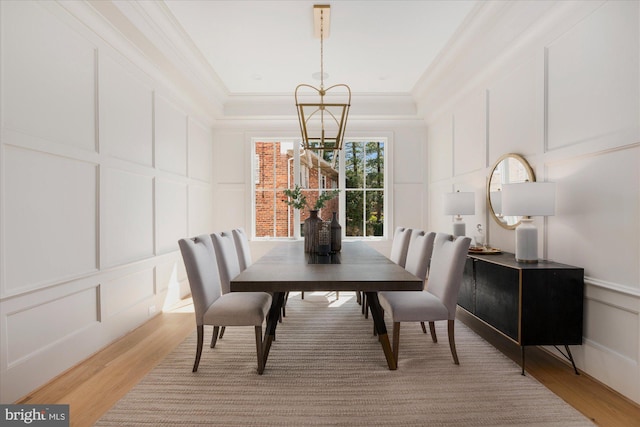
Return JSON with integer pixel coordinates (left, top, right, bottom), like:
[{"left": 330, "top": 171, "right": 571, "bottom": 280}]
[
  {"left": 447, "top": 319, "right": 459, "bottom": 365},
  {"left": 255, "top": 326, "right": 264, "bottom": 374},
  {"left": 219, "top": 326, "right": 226, "bottom": 339},
  {"left": 210, "top": 326, "right": 220, "bottom": 348},
  {"left": 392, "top": 322, "right": 401, "bottom": 363},
  {"left": 336, "top": 291, "right": 339, "bottom": 300},
  {"left": 429, "top": 321, "right": 437, "bottom": 343},
  {"left": 301, "top": 291, "right": 304, "bottom": 299},
  {"left": 193, "top": 325, "right": 204, "bottom": 372},
  {"left": 420, "top": 322, "right": 427, "bottom": 334},
  {"left": 356, "top": 291, "right": 362, "bottom": 305}
]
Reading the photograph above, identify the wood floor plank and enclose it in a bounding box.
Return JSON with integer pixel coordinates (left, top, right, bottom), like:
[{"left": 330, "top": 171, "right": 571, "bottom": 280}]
[{"left": 15, "top": 298, "right": 640, "bottom": 427}]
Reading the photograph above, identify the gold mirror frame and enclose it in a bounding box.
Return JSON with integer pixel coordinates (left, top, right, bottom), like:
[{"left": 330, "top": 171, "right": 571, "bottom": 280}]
[{"left": 486, "top": 153, "right": 536, "bottom": 229}]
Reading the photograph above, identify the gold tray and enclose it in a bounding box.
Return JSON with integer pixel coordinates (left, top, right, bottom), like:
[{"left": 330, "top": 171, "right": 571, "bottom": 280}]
[{"left": 468, "top": 247, "right": 502, "bottom": 255}]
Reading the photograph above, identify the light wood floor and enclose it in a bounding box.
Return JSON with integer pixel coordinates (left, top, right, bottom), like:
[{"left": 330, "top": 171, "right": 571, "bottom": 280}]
[{"left": 17, "top": 296, "right": 640, "bottom": 427}]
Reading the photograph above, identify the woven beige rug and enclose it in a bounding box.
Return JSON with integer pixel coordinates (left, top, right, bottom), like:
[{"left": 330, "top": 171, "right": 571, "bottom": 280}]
[{"left": 96, "top": 292, "right": 593, "bottom": 426}]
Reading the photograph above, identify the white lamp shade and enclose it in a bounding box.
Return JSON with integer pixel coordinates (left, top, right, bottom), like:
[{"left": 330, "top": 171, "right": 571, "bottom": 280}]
[
  {"left": 443, "top": 192, "right": 475, "bottom": 215},
  {"left": 501, "top": 182, "right": 556, "bottom": 217}
]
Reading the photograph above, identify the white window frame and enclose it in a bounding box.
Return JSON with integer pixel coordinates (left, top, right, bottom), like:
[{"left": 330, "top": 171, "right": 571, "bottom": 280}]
[
  {"left": 340, "top": 137, "right": 389, "bottom": 240},
  {"left": 250, "top": 136, "right": 389, "bottom": 241}
]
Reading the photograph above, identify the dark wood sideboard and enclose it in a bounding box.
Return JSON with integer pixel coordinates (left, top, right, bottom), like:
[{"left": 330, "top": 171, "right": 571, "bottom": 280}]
[{"left": 458, "top": 251, "right": 584, "bottom": 375}]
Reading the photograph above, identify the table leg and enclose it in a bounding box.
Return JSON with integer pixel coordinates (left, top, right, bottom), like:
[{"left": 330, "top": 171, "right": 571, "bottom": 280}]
[
  {"left": 365, "top": 291, "right": 397, "bottom": 370},
  {"left": 260, "top": 291, "right": 285, "bottom": 374}
]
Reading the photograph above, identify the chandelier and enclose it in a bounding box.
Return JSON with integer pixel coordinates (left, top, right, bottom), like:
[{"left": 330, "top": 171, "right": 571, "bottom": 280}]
[{"left": 295, "top": 4, "right": 351, "bottom": 151}]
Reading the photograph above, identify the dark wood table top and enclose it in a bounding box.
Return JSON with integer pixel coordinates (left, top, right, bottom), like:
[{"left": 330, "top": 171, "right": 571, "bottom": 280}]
[{"left": 231, "top": 240, "right": 423, "bottom": 293}]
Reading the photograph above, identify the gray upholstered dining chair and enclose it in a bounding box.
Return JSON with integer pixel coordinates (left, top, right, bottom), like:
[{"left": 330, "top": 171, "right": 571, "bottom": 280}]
[
  {"left": 372, "top": 229, "right": 434, "bottom": 335},
  {"left": 362, "top": 226, "right": 413, "bottom": 318},
  {"left": 390, "top": 226, "right": 413, "bottom": 267},
  {"left": 178, "top": 234, "right": 272, "bottom": 372},
  {"left": 378, "top": 233, "right": 471, "bottom": 364},
  {"left": 211, "top": 231, "right": 242, "bottom": 339},
  {"left": 232, "top": 228, "right": 252, "bottom": 272},
  {"left": 231, "top": 227, "right": 288, "bottom": 319}
]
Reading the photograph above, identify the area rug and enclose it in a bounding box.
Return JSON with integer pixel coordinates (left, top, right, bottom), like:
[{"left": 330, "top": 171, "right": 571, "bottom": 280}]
[{"left": 96, "top": 292, "right": 593, "bottom": 426}]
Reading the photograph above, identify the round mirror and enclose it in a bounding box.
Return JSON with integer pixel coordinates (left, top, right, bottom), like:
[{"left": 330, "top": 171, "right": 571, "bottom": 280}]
[{"left": 487, "top": 153, "right": 535, "bottom": 229}]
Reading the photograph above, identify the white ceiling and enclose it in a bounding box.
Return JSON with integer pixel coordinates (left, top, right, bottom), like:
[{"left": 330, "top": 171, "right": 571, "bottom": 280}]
[{"left": 163, "top": 0, "right": 478, "bottom": 96}]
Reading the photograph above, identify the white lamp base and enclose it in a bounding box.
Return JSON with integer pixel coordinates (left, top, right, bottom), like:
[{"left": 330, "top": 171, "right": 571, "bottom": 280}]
[
  {"left": 452, "top": 217, "right": 466, "bottom": 237},
  {"left": 515, "top": 218, "right": 538, "bottom": 263}
]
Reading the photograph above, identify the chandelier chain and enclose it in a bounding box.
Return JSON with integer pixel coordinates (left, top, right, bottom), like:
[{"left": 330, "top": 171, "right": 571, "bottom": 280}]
[{"left": 320, "top": 9, "right": 324, "bottom": 89}]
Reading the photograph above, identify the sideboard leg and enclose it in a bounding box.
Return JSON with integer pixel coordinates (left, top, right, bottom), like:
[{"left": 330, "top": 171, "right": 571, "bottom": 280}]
[{"left": 564, "top": 345, "right": 580, "bottom": 375}]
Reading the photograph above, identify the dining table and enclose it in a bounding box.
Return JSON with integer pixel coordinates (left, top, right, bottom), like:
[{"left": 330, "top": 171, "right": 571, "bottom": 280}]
[{"left": 230, "top": 240, "right": 423, "bottom": 374}]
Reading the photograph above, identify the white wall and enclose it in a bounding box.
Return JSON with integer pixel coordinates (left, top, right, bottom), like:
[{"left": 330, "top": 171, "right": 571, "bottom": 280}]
[
  {"left": 0, "top": 1, "right": 214, "bottom": 402},
  {"left": 423, "top": 0, "right": 640, "bottom": 404}
]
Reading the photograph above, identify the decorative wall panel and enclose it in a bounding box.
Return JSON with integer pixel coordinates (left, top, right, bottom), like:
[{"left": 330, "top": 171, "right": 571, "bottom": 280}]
[
  {"left": 212, "top": 131, "right": 244, "bottom": 184},
  {"left": 101, "top": 269, "right": 154, "bottom": 318},
  {"left": 156, "top": 178, "right": 188, "bottom": 254},
  {"left": 547, "top": 147, "right": 639, "bottom": 288},
  {"left": 488, "top": 56, "right": 542, "bottom": 162},
  {"left": 427, "top": 115, "right": 453, "bottom": 182},
  {"left": 584, "top": 297, "right": 638, "bottom": 362},
  {"left": 102, "top": 168, "right": 154, "bottom": 267},
  {"left": 155, "top": 95, "right": 187, "bottom": 175},
  {"left": 453, "top": 90, "right": 486, "bottom": 175},
  {"left": 1, "top": 0, "right": 95, "bottom": 152},
  {"left": 5, "top": 286, "right": 99, "bottom": 366},
  {"left": 547, "top": 1, "right": 639, "bottom": 150},
  {"left": 189, "top": 184, "right": 214, "bottom": 236},
  {"left": 392, "top": 184, "right": 424, "bottom": 230},
  {"left": 214, "top": 188, "right": 245, "bottom": 232},
  {"left": 99, "top": 53, "right": 153, "bottom": 165},
  {"left": 394, "top": 129, "right": 425, "bottom": 184},
  {"left": 188, "top": 118, "right": 213, "bottom": 182},
  {"left": 3, "top": 146, "right": 97, "bottom": 295}
]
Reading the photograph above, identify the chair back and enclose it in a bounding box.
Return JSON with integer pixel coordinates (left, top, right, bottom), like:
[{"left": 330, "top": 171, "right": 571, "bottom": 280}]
[
  {"left": 178, "top": 235, "right": 222, "bottom": 326},
  {"left": 425, "top": 233, "right": 471, "bottom": 319},
  {"left": 404, "top": 230, "right": 436, "bottom": 281},
  {"left": 389, "top": 227, "right": 412, "bottom": 267},
  {"left": 211, "top": 231, "right": 241, "bottom": 294},
  {"left": 232, "top": 228, "right": 252, "bottom": 271}
]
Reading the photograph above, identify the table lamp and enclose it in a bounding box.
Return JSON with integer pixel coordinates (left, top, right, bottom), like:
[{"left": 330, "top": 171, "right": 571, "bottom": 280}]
[
  {"left": 443, "top": 191, "right": 475, "bottom": 236},
  {"left": 501, "top": 182, "right": 556, "bottom": 263}
]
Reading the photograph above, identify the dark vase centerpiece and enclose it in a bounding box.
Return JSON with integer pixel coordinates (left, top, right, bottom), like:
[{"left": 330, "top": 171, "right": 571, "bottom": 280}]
[{"left": 283, "top": 185, "right": 340, "bottom": 253}]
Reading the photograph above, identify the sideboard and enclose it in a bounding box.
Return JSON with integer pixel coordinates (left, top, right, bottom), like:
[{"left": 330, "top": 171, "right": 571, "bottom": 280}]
[{"left": 458, "top": 251, "right": 584, "bottom": 374}]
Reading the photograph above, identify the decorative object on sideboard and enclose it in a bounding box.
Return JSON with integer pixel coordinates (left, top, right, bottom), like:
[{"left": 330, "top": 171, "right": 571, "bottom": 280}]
[
  {"left": 501, "top": 182, "right": 556, "bottom": 263},
  {"left": 443, "top": 191, "right": 475, "bottom": 236},
  {"left": 295, "top": 4, "right": 351, "bottom": 151},
  {"left": 487, "top": 153, "right": 535, "bottom": 229}
]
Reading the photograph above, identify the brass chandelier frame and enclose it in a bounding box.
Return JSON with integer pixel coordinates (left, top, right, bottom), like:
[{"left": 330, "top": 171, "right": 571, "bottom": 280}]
[{"left": 295, "top": 4, "right": 351, "bottom": 151}]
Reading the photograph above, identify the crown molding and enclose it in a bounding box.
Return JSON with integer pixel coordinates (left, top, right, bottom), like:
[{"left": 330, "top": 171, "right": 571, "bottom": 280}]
[
  {"left": 84, "top": 0, "right": 227, "bottom": 119},
  {"left": 223, "top": 93, "right": 418, "bottom": 119}
]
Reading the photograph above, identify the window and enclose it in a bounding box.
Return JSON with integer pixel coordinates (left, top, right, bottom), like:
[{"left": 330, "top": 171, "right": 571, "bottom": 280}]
[
  {"left": 344, "top": 140, "right": 385, "bottom": 237},
  {"left": 252, "top": 138, "right": 387, "bottom": 239}
]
